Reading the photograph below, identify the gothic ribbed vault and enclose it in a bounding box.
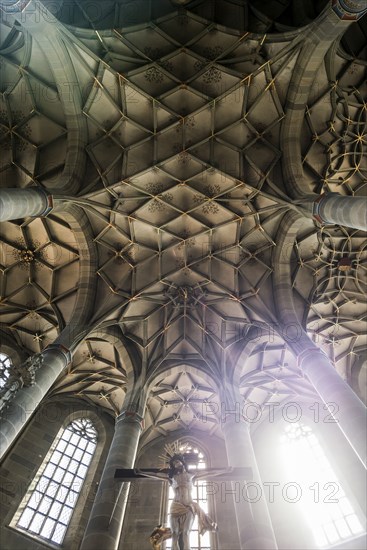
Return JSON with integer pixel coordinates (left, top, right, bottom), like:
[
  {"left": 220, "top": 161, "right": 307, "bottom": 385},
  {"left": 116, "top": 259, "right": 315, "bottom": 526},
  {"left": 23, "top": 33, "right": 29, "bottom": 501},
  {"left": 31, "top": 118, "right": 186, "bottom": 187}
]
[{"left": 0, "top": 0, "right": 366, "bottom": 438}]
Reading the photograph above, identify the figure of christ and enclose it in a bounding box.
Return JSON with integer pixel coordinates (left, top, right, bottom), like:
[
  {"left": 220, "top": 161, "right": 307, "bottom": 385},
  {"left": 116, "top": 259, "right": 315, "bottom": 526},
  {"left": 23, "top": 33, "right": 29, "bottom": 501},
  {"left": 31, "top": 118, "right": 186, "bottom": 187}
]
[
  {"left": 114, "top": 443, "right": 251, "bottom": 550},
  {"left": 136, "top": 453, "right": 228, "bottom": 550}
]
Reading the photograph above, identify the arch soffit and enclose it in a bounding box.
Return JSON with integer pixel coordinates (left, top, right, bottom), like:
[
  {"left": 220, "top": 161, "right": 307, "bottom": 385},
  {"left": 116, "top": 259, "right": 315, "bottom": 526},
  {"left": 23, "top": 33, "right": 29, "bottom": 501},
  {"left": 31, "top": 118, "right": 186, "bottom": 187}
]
[
  {"left": 85, "top": 326, "right": 140, "bottom": 383},
  {"left": 53, "top": 204, "right": 98, "bottom": 338},
  {"left": 6, "top": 2, "right": 88, "bottom": 195}
]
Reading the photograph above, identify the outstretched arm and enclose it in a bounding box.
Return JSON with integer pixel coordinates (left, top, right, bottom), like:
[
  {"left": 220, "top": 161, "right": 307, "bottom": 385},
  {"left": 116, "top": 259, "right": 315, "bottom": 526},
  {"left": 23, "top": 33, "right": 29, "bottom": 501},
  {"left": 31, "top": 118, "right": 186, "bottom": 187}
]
[
  {"left": 134, "top": 468, "right": 168, "bottom": 481},
  {"left": 193, "top": 466, "right": 251, "bottom": 481},
  {"left": 193, "top": 466, "right": 232, "bottom": 481}
]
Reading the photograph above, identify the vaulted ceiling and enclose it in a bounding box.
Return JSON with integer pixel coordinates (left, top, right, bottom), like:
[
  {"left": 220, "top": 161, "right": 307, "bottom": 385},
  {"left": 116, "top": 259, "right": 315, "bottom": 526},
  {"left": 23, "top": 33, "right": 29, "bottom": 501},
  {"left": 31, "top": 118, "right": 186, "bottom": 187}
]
[{"left": 0, "top": 1, "right": 366, "bottom": 435}]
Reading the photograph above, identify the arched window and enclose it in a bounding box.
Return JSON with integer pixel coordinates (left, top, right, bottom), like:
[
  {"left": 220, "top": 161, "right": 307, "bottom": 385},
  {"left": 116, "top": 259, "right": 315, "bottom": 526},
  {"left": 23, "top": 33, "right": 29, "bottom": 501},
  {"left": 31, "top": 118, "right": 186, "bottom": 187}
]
[
  {"left": 279, "top": 422, "right": 364, "bottom": 547},
  {"left": 165, "top": 443, "right": 213, "bottom": 550},
  {"left": 13, "top": 418, "right": 97, "bottom": 545},
  {"left": 0, "top": 352, "right": 12, "bottom": 388}
]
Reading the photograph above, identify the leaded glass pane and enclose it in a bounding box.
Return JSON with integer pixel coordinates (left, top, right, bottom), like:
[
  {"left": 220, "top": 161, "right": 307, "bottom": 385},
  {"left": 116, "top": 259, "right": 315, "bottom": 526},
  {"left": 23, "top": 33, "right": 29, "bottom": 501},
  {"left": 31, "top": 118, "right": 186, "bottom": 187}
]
[
  {"left": 346, "top": 514, "right": 363, "bottom": 535},
  {"left": 29, "top": 513, "right": 44, "bottom": 533},
  {"left": 53, "top": 468, "right": 65, "bottom": 483},
  {"left": 18, "top": 509, "right": 33, "bottom": 529},
  {"left": 52, "top": 524, "right": 67, "bottom": 544},
  {"left": 43, "top": 464, "right": 56, "bottom": 478},
  {"left": 59, "top": 506, "right": 73, "bottom": 524},
  {"left": 38, "top": 497, "right": 52, "bottom": 516},
  {"left": 41, "top": 518, "right": 56, "bottom": 538}
]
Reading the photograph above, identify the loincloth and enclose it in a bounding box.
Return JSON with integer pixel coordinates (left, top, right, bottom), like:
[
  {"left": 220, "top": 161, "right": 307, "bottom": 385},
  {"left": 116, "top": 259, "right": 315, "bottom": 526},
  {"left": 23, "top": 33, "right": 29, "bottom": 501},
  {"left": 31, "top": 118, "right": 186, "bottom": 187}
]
[{"left": 170, "top": 501, "right": 217, "bottom": 536}]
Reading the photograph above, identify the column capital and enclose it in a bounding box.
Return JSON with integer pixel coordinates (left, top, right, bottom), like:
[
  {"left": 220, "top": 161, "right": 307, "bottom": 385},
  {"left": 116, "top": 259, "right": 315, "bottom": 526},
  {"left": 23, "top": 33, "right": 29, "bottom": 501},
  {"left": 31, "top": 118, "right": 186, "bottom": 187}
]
[
  {"left": 44, "top": 343, "right": 72, "bottom": 364},
  {"left": 117, "top": 409, "right": 144, "bottom": 429},
  {"left": 297, "top": 346, "right": 329, "bottom": 367},
  {"left": 35, "top": 187, "right": 53, "bottom": 217},
  {"left": 312, "top": 192, "right": 337, "bottom": 224},
  {"left": 331, "top": 0, "right": 367, "bottom": 20},
  {"left": 309, "top": 192, "right": 366, "bottom": 231}
]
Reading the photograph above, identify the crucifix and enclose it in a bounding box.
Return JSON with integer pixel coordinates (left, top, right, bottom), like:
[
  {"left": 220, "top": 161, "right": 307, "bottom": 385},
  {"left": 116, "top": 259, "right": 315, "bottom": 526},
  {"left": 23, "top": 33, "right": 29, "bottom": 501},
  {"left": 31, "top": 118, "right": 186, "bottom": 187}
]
[{"left": 115, "top": 441, "right": 252, "bottom": 550}]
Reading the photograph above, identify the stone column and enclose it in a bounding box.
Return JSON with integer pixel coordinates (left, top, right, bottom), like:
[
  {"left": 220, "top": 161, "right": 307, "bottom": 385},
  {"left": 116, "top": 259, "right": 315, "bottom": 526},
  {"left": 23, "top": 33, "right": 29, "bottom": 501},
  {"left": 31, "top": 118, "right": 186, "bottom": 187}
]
[
  {"left": 296, "top": 193, "right": 367, "bottom": 231},
  {"left": 0, "top": 188, "right": 53, "bottom": 222},
  {"left": 0, "top": 344, "right": 71, "bottom": 459},
  {"left": 220, "top": 389, "right": 278, "bottom": 549},
  {"left": 298, "top": 346, "right": 367, "bottom": 469},
  {"left": 80, "top": 409, "right": 144, "bottom": 550},
  {"left": 274, "top": 212, "right": 367, "bottom": 469},
  {"left": 313, "top": 193, "right": 367, "bottom": 231}
]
